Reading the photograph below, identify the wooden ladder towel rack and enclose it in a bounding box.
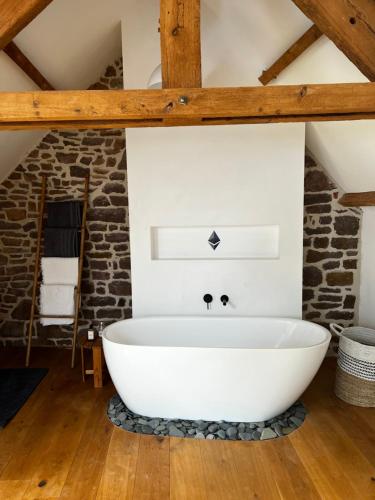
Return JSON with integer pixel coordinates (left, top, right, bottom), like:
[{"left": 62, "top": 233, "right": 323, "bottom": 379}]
[{"left": 26, "top": 174, "right": 90, "bottom": 368}]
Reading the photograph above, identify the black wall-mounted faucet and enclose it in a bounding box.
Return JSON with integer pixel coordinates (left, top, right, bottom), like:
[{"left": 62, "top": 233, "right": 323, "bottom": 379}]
[
  {"left": 220, "top": 295, "right": 229, "bottom": 306},
  {"left": 203, "top": 294, "right": 213, "bottom": 310}
]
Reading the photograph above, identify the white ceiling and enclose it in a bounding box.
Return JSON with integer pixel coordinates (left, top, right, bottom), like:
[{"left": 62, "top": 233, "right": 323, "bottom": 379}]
[{"left": 0, "top": 0, "right": 374, "bottom": 192}]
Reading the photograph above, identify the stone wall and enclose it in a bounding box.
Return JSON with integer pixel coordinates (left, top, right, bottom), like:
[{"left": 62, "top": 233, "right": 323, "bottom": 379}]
[
  {"left": 0, "top": 58, "right": 132, "bottom": 346},
  {"left": 303, "top": 151, "right": 361, "bottom": 341}
]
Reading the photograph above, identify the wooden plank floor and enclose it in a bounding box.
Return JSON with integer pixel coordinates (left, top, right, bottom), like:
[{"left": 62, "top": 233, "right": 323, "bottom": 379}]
[{"left": 0, "top": 348, "right": 374, "bottom": 499}]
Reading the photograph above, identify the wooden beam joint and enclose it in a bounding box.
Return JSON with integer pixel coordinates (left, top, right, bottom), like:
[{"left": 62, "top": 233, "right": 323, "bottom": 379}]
[
  {"left": 0, "top": 0, "right": 53, "bottom": 51},
  {"left": 291, "top": 0, "right": 375, "bottom": 81}
]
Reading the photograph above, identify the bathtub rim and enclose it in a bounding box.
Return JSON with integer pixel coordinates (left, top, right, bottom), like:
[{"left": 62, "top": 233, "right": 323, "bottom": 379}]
[{"left": 102, "top": 316, "right": 331, "bottom": 351}]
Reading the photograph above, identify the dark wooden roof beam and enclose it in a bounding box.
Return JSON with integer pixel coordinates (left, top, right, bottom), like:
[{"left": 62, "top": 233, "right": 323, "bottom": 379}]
[
  {"left": 340, "top": 192, "right": 375, "bottom": 207},
  {"left": 291, "top": 0, "right": 375, "bottom": 81},
  {"left": 160, "top": 0, "right": 201, "bottom": 88},
  {"left": 259, "top": 25, "right": 322, "bottom": 85},
  {"left": 3, "top": 41, "right": 54, "bottom": 90},
  {"left": 0, "top": 82, "right": 374, "bottom": 130}
]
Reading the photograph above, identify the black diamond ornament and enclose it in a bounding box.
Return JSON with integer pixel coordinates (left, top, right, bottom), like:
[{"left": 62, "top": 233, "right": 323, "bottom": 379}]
[{"left": 208, "top": 231, "right": 221, "bottom": 250}]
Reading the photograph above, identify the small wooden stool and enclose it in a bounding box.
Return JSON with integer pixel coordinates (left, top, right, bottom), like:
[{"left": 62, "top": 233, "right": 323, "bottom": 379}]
[{"left": 79, "top": 336, "right": 106, "bottom": 388}]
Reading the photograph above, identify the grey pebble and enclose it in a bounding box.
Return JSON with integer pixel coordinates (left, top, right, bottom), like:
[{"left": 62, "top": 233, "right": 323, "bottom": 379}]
[
  {"left": 195, "top": 432, "right": 205, "bottom": 439},
  {"left": 169, "top": 425, "right": 185, "bottom": 438},
  {"left": 273, "top": 424, "right": 284, "bottom": 437},
  {"left": 137, "top": 418, "right": 149, "bottom": 426},
  {"left": 239, "top": 432, "right": 252, "bottom": 441},
  {"left": 198, "top": 422, "right": 209, "bottom": 431},
  {"left": 289, "top": 416, "right": 303, "bottom": 427},
  {"left": 148, "top": 418, "right": 160, "bottom": 429},
  {"left": 238, "top": 423, "right": 246, "bottom": 433},
  {"left": 121, "top": 422, "right": 134, "bottom": 431},
  {"left": 260, "top": 428, "right": 277, "bottom": 440},
  {"left": 220, "top": 422, "right": 231, "bottom": 431},
  {"left": 226, "top": 427, "right": 238, "bottom": 439}
]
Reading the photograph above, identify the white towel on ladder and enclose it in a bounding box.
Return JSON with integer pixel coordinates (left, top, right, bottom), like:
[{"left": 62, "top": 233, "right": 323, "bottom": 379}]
[
  {"left": 40, "top": 284, "right": 75, "bottom": 326},
  {"left": 41, "top": 257, "right": 78, "bottom": 285}
]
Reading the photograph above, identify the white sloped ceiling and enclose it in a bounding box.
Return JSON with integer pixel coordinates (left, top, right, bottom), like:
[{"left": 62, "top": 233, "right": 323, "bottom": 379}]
[{"left": 0, "top": 0, "right": 124, "bottom": 182}]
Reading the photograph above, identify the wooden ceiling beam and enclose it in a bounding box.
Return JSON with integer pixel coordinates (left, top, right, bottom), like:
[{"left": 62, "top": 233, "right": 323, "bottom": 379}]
[
  {"left": 3, "top": 41, "right": 54, "bottom": 90},
  {"left": 0, "top": 82, "right": 374, "bottom": 130},
  {"left": 291, "top": 0, "right": 375, "bottom": 81},
  {"left": 340, "top": 192, "right": 375, "bottom": 207},
  {"left": 259, "top": 25, "right": 322, "bottom": 85},
  {"left": 160, "top": 0, "right": 201, "bottom": 88},
  {"left": 0, "top": 0, "right": 53, "bottom": 50}
]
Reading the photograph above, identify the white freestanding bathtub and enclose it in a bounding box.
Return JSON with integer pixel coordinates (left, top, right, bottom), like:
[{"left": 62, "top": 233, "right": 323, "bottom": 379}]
[{"left": 103, "top": 317, "right": 330, "bottom": 422}]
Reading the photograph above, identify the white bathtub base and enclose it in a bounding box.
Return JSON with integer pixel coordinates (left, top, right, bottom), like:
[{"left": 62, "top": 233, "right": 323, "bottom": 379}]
[{"left": 103, "top": 317, "right": 330, "bottom": 422}]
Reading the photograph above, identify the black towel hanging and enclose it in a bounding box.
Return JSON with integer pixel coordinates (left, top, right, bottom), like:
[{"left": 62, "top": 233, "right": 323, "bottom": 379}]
[
  {"left": 46, "top": 200, "right": 82, "bottom": 228},
  {"left": 44, "top": 228, "right": 81, "bottom": 257},
  {"left": 44, "top": 200, "right": 83, "bottom": 257}
]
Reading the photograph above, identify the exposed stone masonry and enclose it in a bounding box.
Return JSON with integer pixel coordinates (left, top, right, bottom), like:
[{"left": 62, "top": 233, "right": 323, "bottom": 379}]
[
  {"left": 0, "top": 58, "right": 131, "bottom": 346},
  {"left": 303, "top": 151, "right": 361, "bottom": 340}
]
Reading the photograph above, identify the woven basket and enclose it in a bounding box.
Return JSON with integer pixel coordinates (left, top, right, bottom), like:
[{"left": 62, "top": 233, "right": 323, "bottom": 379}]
[{"left": 330, "top": 324, "right": 375, "bottom": 407}]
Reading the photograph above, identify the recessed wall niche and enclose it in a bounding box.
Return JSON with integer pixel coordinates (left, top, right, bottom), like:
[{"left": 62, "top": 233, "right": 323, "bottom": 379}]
[{"left": 151, "top": 226, "right": 280, "bottom": 260}]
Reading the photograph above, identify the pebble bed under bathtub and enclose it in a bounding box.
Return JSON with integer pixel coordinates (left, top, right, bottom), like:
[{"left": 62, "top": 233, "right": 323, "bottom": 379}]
[{"left": 107, "top": 395, "right": 307, "bottom": 441}]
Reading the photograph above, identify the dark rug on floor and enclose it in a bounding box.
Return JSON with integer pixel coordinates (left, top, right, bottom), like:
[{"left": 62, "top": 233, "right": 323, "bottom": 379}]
[
  {"left": 107, "top": 394, "right": 307, "bottom": 441},
  {"left": 0, "top": 368, "right": 48, "bottom": 428}
]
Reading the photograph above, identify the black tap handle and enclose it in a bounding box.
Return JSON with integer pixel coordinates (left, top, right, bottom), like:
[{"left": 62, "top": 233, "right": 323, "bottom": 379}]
[
  {"left": 220, "top": 295, "right": 229, "bottom": 306},
  {"left": 203, "top": 294, "right": 213, "bottom": 310}
]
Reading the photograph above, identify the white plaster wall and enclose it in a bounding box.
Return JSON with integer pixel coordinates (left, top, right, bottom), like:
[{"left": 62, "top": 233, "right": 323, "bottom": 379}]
[
  {"left": 359, "top": 208, "right": 375, "bottom": 328},
  {"left": 122, "top": 0, "right": 305, "bottom": 318},
  {"left": 127, "top": 125, "right": 305, "bottom": 317}
]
